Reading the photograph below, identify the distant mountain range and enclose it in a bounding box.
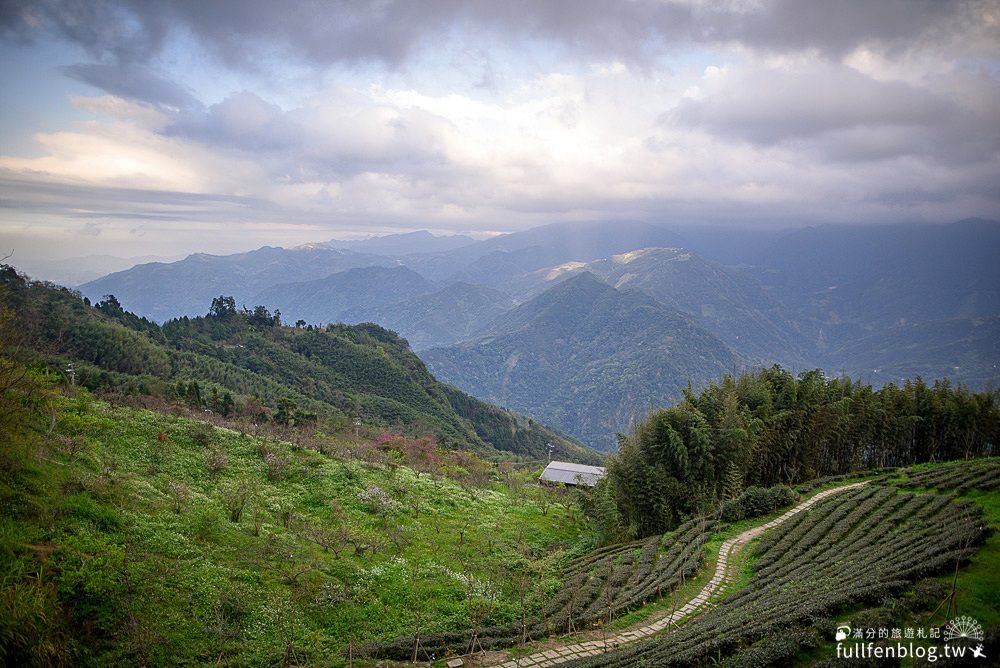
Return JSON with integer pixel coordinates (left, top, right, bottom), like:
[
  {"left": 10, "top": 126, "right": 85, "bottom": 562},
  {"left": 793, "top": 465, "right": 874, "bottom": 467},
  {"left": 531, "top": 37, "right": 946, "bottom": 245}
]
[
  {"left": 350, "top": 282, "right": 515, "bottom": 351},
  {"left": 510, "top": 247, "right": 808, "bottom": 367},
  {"left": 77, "top": 219, "right": 1000, "bottom": 449},
  {"left": 252, "top": 266, "right": 437, "bottom": 326},
  {"left": 18, "top": 253, "right": 184, "bottom": 287},
  {"left": 81, "top": 246, "right": 397, "bottom": 322},
  {"left": 422, "top": 273, "right": 740, "bottom": 450},
  {"left": 315, "top": 230, "right": 477, "bottom": 256}
]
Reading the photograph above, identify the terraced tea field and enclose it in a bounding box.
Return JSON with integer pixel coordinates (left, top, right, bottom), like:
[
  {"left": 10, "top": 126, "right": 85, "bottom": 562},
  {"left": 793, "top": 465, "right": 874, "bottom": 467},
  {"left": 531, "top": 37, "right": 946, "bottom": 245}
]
[
  {"left": 471, "top": 460, "right": 998, "bottom": 668},
  {"left": 560, "top": 465, "right": 994, "bottom": 667},
  {"left": 367, "top": 520, "right": 717, "bottom": 659}
]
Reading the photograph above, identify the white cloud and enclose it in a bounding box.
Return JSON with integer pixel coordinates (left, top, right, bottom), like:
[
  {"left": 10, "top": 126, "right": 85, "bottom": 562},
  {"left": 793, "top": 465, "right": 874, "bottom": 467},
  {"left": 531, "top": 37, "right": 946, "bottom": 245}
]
[
  {"left": 1, "top": 0, "right": 998, "bottom": 271},
  {"left": 668, "top": 61, "right": 957, "bottom": 144}
]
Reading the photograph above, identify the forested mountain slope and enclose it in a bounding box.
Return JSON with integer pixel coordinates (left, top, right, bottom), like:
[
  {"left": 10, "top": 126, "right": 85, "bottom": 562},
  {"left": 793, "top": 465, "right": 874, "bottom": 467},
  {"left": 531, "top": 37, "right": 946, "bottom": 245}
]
[
  {"left": 423, "top": 273, "right": 739, "bottom": 450},
  {"left": 511, "top": 247, "right": 808, "bottom": 366},
  {"left": 250, "top": 265, "right": 438, "bottom": 326},
  {"left": 3, "top": 265, "right": 597, "bottom": 463},
  {"left": 346, "top": 282, "right": 515, "bottom": 351}
]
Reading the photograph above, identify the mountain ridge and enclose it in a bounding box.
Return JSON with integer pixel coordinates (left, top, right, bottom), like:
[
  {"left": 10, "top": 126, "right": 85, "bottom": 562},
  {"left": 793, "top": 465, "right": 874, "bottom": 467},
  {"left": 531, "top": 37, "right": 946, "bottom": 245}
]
[
  {"left": 4, "top": 265, "right": 599, "bottom": 463},
  {"left": 251, "top": 265, "right": 438, "bottom": 326},
  {"left": 422, "top": 272, "right": 741, "bottom": 450},
  {"left": 80, "top": 245, "right": 397, "bottom": 322}
]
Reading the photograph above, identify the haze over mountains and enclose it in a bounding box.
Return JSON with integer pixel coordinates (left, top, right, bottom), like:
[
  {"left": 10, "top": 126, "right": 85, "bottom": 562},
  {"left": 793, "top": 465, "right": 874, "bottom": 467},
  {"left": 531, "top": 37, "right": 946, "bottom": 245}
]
[
  {"left": 421, "top": 273, "right": 739, "bottom": 450},
  {"left": 77, "top": 219, "right": 1000, "bottom": 450}
]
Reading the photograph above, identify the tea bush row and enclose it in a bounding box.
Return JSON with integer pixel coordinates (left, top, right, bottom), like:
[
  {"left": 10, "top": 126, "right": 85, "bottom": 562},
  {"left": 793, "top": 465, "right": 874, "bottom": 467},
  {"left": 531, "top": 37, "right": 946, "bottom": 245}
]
[
  {"left": 364, "top": 519, "right": 717, "bottom": 660},
  {"left": 562, "top": 483, "right": 987, "bottom": 667}
]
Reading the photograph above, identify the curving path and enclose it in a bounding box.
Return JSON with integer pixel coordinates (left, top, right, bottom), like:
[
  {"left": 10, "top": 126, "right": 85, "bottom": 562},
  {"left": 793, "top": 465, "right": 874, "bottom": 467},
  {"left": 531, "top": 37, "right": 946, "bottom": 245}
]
[{"left": 486, "top": 481, "right": 870, "bottom": 668}]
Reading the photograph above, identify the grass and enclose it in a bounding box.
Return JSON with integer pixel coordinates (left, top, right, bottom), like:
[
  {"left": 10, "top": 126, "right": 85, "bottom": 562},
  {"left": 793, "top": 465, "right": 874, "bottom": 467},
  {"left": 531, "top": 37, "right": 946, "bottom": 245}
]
[
  {"left": 927, "top": 489, "right": 999, "bottom": 628},
  {"left": 0, "top": 391, "right": 590, "bottom": 667}
]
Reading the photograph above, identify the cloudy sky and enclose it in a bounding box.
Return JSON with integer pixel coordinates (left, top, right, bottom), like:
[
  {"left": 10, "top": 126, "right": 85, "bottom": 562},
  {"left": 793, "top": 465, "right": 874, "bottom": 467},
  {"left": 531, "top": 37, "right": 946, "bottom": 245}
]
[{"left": 1, "top": 0, "right": 999, "bottom": 274}]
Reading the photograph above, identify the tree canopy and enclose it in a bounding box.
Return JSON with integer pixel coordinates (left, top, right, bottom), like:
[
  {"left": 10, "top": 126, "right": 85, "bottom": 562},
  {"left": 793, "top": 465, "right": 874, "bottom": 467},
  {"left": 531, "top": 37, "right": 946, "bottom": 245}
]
[{"left": 604, "top": 365, "right": 998, "bottom": 537}]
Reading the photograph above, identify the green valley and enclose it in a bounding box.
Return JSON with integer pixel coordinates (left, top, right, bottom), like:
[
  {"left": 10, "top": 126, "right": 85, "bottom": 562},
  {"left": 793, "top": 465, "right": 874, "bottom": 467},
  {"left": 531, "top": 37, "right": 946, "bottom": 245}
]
[{"left": 423, "top": 273, "right": 739, "bottom": 451}]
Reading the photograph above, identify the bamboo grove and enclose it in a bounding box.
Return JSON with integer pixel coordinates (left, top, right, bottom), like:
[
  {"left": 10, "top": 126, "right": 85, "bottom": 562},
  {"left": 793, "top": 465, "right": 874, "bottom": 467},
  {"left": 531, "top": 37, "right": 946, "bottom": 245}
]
[{"left": 605, "top": 367, "right": 999, "bottom": 536}]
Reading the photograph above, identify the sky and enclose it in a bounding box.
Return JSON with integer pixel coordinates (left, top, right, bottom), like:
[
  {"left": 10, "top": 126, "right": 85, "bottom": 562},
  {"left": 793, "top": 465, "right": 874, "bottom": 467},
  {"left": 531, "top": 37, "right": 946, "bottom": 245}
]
[{"left": 1, "top": 0, "right": 999, "bottom": 276}]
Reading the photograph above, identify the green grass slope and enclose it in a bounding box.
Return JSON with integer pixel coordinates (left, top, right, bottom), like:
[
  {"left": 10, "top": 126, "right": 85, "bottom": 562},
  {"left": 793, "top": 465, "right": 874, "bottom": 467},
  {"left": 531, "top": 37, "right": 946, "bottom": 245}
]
[{"left": 0, "top": 390, "right": 590, "bottom": 667}]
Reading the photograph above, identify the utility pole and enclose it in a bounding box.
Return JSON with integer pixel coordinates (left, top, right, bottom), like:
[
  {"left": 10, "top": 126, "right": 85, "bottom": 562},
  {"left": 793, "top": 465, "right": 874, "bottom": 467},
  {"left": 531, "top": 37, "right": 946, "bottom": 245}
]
[
  {"left": 353, "top": 417, "right": 361, "bottom": 438},
  {"left": 546, "top": 442, "right": 553, "bottom": 463},
  {"left": 65, "top": 362, "right": 76, "bottom": 387}
]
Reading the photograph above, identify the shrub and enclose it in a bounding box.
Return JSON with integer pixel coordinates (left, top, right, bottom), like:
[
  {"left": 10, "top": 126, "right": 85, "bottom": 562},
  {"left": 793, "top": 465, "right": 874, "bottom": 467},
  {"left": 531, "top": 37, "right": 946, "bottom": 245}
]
[
  {"left": 191, "top": 422, "right": 214, "bottom": 447},
  {"left": 188, "top": 505, "right": 223, "bottom": 542},
  {"left": 261, "top": 446, "right": 290, "bottom": 480},
  {"left": 165, "top": 481, "right": 191, "bottom": 514},
  {"left": 719, "top": 485, "right": 796, "bottom": 522},
  {"left": 222, "top": 479, "right": 257, "bottom": 524},
  {"left": 358, "top": 485, "right": 397, "bottom": 516},
  {"left": 205, "top": 447, "right": 227, "bottom": 476}
]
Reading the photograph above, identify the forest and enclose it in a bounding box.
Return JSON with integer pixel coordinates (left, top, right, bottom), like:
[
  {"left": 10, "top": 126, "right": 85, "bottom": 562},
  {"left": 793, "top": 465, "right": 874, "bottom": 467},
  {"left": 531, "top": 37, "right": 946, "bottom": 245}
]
[
  {"left": 0, "top": 265, "right": 594, "bottom": 464},
  {"left": 602, "top": 366, "right": 999, "bottom": 537}
]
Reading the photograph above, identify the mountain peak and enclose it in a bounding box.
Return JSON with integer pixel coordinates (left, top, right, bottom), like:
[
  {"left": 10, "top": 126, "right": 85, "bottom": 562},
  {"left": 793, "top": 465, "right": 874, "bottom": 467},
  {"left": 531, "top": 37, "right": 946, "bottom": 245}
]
[
  {"left": 423, "top": 267, "right": 737, "bottom": 450},
  {"left": 549, "top": 270, "right": 611, "bottom": 293},
  {"left": 611, "top": 247, "right": 689, "bottom": 264}
]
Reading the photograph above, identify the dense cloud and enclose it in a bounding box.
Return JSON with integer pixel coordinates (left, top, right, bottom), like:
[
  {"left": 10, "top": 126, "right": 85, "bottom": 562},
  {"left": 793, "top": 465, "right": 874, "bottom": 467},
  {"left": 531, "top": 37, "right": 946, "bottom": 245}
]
[
  {"left": 666, "top": 58, "right": 1000, "bottom": 168},
  {"left": 168, "top": 91, "right": 454, "bottom": 178},
  {"left": 61, "top": 63, "right": 201, "bottom": 111},
  {"left": 5, "top": 0, "right": 996, "bottom": 69},
  {"left": 1, "top": 0, "right": 998, "bottom": 270},
  {"left": 669, "top": 63, "right": 956, "bottom": 145}
]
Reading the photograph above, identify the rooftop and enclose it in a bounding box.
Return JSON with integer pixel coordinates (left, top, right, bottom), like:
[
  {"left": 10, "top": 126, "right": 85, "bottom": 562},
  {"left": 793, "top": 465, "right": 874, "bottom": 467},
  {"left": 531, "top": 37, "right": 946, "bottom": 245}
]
[{"left": 539, "top": 461, "right": 607, "bottom": 487}]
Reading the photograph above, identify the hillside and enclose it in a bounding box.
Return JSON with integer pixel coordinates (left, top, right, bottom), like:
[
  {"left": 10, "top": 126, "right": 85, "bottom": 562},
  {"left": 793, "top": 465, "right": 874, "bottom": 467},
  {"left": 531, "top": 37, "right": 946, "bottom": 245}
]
[
  {"left": 746, "top": 219, "right": 1000, "bottom": 362},
  {"left": 827, "top": 315, "right": 1000, "bottom": 388},
  {"left": 562, "top": 465, "right": 1000, "bottom": 667},
  {"left": 748, "top": 220, "right": 1000, "bottom": 322},
  {"left": 422, "top": 273, "right": 740, "bottom": 450},
  {"left": 0, "top": 389, "right": 588, "bottom": 667},
  {"left": 2, "top": 265, "right": 597, "bottom": 464}
]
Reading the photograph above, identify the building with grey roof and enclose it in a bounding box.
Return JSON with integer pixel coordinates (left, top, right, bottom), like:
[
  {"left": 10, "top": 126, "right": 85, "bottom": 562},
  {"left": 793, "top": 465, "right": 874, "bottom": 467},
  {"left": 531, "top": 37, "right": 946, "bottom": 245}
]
[{"left": 539, "top": 461, "right": 606, "bottom": 487}]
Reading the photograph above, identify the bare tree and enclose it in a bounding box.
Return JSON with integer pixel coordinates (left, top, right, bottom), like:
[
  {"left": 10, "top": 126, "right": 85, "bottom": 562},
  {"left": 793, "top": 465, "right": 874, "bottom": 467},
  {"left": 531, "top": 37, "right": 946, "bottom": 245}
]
[
  {"left": 165, "top": 481, "right": 192, "bottom": 514},
  {"left": 462, "top": 569, "right": 497, "bottom": 656}
]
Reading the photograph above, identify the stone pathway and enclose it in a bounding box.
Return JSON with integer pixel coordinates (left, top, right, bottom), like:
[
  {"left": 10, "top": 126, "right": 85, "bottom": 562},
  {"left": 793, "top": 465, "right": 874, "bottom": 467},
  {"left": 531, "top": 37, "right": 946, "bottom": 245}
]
[{"left": 485, "top": 481, "right": 870, "bottom": 668}]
